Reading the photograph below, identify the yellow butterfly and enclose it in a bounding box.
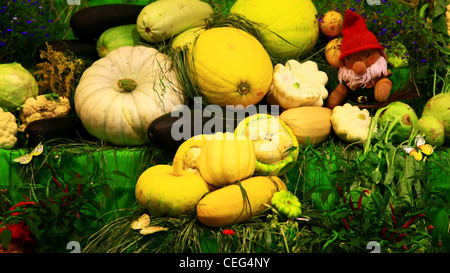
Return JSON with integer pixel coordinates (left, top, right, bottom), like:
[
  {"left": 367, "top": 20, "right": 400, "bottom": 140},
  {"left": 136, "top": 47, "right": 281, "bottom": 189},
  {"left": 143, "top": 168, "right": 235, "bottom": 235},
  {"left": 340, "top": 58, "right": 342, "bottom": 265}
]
[
  {"left": 130, "top": 213, "right": 168, "bottom": 235},
  {"left": 13, "top": 142, "right": 44, "bottom": 164},
  {"left": 402, "top": 134, "right": 434, "bottom": 161}
]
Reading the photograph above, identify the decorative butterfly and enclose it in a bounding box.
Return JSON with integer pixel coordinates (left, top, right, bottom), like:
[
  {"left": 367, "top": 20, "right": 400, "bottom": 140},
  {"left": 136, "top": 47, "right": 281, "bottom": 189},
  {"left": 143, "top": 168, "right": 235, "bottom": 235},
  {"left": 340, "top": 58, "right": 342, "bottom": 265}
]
[
  {"left": 13, "top": 142, "right": 44, "bottom": 164},
  {"left": 130, "top": 213, "right": 168, "bottom": 235},
  {"left": 402, "top": 134, "right": 434, "bottom": 161}
]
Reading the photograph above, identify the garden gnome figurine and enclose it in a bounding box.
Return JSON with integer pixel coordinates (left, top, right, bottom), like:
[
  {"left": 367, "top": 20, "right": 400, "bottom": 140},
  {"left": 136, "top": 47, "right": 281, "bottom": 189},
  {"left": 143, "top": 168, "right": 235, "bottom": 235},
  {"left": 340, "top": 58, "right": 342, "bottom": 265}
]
[{"left": 326, "top": 9, "right": 392, "bottom": 109}]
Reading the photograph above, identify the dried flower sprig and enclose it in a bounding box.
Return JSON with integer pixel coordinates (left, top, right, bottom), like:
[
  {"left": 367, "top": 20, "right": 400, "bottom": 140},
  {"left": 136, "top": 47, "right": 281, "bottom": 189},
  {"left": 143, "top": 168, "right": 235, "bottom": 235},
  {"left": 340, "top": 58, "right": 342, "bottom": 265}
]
[{"left": 33, "top": 43, "right": 89, "bottom": 98}]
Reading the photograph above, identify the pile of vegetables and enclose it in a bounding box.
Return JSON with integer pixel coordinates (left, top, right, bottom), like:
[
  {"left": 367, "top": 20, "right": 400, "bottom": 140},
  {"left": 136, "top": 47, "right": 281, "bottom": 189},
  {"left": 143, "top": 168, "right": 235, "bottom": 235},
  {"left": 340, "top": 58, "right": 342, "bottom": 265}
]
[{"left": 0, "top": 0, "right": 449, "bottom": 253}]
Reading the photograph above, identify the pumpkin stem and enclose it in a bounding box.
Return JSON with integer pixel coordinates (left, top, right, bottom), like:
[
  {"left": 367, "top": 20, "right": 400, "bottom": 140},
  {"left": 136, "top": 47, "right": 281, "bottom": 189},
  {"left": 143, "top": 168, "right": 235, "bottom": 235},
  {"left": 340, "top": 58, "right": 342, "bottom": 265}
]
[
  {"left": 237, "top": 83, "right": 250, "bottom": 95},
  {"left": 172, "top": 158, "right": 184, "bottom": 177},
  {"left": 118, "top": 78, "right": 137, "bottom": 92}
]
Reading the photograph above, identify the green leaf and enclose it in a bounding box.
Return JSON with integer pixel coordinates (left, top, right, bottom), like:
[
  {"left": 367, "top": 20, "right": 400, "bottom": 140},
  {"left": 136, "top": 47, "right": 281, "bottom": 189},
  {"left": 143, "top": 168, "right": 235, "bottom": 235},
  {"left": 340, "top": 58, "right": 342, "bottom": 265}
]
[
  {"left": 25, "top": 218, "right": 40, "bottom": 240},
  {"left": 48, "top": 202, "right": 60, "bottom": 217},
  {"left": 67, "top": 177, "right": 87, "bottom": 185},
  {"left": 101, "top": 184, "right": 113, "bottom": 199},
  {"left": 311, "top": 226, "right": 323, "bottom": 235},
  {"left": 431, "top": 14, "right": 449, "bottom": 35},
  {"left": 432, "top": 0, "right": 448, "bottom": 18},
  {"left": 111, "top": 170, "right": 130, "bottom": 179},
  {"left": 384, "top": 165, "right": 396, "bottom": 186},
  {"left": 0, "top": 229, "right": 12, "bottom": 250}
]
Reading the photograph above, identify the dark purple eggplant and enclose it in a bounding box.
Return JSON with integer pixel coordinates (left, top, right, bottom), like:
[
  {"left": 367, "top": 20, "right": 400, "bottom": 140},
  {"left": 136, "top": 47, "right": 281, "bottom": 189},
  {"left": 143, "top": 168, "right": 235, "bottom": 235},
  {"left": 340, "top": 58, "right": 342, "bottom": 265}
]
[
  {"left": 24, "top": 116, "right": 97, "bottom": 147},
  {"left": 70, "top": 4, "right": 145, "bottom": 41},
  {"left": 147, "top": 108, "right": 255, "bottom": 153}
]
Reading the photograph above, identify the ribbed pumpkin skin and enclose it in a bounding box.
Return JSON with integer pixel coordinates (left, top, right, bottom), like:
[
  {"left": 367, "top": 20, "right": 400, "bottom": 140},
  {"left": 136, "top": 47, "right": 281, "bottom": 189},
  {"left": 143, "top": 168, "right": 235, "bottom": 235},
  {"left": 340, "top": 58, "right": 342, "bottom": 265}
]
[
  {"left": 196, "top": 132, "right": 256, "bottom": 188},
  {"left": 230, "top": 0, "right": 319, "bottom": 60},
  {"left": 188, "top": 27, "right": 273, "bottom": 107},
  {"left": 279, "top": 106, "right": 332, "bottom": 146},
  {"left": 75, "top": 46, "right": 184, "bottom": 146},
  {"left": 135, "top": 164, "right": 210, "bottom": 217},
  {"left": 196, "top": 176, "right": 287, "bottom": 227}
]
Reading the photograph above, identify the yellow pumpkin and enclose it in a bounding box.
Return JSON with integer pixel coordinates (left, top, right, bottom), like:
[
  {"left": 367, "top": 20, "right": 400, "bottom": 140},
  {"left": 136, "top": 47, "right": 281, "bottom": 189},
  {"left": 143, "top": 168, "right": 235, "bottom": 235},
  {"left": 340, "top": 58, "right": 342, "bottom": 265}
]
[
  {"left": 196, "top": 176, "right": 287, "bottom": 227},
  {"left": 135, "top": 161, "right": 209, "bottom": 217},
  {"left": 187, "top": 27, "right": 273, "bottom": 107},
  {"left": 279, "top": 106, "right": 332, "bottom": 146},
  {"left": 196, "top": 132, "right": 256, "bottom": 188}
]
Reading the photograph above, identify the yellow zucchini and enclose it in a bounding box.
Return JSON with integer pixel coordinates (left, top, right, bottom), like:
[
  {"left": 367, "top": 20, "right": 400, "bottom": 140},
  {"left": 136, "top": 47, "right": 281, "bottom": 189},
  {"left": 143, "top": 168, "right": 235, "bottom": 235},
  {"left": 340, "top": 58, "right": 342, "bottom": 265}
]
[
  {"left": 279, "top": 106, "right": 332, "bottom": 146},
  {"left": 196, "top": 176, "right": 287, "bottom": 227}
]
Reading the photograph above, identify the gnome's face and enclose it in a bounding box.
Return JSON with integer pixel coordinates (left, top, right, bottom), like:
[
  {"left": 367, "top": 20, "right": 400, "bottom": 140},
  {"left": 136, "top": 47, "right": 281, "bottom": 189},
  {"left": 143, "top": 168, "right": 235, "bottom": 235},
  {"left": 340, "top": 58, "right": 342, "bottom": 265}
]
[
  {"left": 342, "top": 49, "right": 385, "bottom": 75},
  {"left": 338, "top": 49, "right": 388, "bottom": 90}
]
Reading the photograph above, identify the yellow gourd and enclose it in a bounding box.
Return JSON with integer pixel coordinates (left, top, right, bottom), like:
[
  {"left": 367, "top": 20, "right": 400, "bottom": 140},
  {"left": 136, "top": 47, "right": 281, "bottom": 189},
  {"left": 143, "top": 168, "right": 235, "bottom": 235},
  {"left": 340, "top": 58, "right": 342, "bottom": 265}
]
[
  {"left": 187, "top": 27, "right": 273, "bottom": 107},
  {"left": 135, "top": 161, "right": 209, "bottom": 217},
  {"left": 279, "top": 106, "right": 332, "bottom": 146},
  {"left": 196, "top": 132, "right": 256, "bottom": 188},
  {"left": 196, "top": 176, "right": 287, "bottom": 227}
]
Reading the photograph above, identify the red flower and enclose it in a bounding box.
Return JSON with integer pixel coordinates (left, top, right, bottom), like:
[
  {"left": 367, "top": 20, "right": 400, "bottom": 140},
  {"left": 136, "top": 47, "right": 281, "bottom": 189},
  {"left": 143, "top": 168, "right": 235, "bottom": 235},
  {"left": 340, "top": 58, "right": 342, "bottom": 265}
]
[{"left": 222, "top": 229, "right": 235, "bottom": 235}]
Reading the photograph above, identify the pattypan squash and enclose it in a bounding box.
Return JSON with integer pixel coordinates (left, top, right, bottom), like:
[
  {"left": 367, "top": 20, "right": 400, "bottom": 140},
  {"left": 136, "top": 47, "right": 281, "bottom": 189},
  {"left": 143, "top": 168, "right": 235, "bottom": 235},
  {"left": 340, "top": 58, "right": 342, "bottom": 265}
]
[
  {"left": 270, "top": 60, "right": 329, "bottom": 109},
  {"left": 331, "top": 103, "right": 372, "bottom": 143},
  {"left": 271, "top": 190, "right": 302, "bottom": 219}
]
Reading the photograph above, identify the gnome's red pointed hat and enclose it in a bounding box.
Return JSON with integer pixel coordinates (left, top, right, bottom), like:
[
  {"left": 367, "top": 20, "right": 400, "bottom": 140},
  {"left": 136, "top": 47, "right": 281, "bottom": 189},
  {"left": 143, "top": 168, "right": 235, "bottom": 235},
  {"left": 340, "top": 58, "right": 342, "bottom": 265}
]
[{"left": 339, "top": 9, "right": 385, "bottom": 61}]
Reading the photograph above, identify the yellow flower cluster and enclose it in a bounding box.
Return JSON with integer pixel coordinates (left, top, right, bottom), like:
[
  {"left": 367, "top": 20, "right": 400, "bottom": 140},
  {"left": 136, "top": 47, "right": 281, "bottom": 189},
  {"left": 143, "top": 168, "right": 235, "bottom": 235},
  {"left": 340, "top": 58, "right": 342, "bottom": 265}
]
[{"left": 33, "top": 43, "right": 88, "bottom": 98}]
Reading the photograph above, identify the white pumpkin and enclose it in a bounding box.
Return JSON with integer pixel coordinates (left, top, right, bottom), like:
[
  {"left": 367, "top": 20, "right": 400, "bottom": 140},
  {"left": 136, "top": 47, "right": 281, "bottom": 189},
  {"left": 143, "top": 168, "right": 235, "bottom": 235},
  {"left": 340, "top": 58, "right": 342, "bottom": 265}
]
[{"left": 75, "top": 46, "right": 184, "bottom": 146}]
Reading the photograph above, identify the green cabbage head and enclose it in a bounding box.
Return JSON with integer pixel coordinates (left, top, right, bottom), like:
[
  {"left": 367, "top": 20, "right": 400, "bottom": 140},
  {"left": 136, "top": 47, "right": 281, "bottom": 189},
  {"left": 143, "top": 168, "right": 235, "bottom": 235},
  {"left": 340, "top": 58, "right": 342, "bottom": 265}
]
[{"left": 0, "top": 63, "right": 38, "bottom": 113}]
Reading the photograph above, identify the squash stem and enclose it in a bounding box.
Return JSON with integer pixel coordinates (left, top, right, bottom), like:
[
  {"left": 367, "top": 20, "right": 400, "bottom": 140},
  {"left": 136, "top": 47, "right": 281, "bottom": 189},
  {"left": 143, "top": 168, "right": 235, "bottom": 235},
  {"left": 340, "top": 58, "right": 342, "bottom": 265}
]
[
  {"left": 172, "top": 158, "right": 184, "bottom": 177},
  {"left": 118, "top": 78, "right": 137, "bottom": 92},
  {"left": 237, "top": 83, "right": 250, "bottom": 95}
]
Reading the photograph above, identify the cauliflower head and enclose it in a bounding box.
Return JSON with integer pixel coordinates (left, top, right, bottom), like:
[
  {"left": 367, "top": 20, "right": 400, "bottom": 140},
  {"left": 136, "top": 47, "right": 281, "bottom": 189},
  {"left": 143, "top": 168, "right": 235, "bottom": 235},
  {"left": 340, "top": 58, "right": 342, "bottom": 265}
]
[
  {"left": 19, "top": 94, "right": 71, "bottom": 131},
  {"left": 0, "top": 108, "right": 19, "bottom": 149},
  {"left": 270, "top": 60, "right": 329, "bottom": 109}
]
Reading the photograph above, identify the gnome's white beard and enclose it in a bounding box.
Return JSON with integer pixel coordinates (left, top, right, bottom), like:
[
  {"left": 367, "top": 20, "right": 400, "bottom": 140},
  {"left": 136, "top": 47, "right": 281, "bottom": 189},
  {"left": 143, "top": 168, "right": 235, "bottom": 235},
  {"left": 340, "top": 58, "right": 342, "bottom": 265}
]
[{"left": 338, "top": 56, "right": 388, "bottom": 90}]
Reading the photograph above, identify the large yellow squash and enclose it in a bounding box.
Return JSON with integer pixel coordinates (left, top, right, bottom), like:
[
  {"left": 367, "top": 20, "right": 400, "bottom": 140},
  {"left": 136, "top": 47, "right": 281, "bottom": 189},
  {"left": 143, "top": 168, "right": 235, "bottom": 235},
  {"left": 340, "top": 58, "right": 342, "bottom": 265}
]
[
  {"left": 196, "top": 132, "right": 256, "bottom": 188},
  {"left": 196, "top": 176, "right": 287, "bottom": 227},
  {"left": 187, "top": 27, "right": 273, "bottom": 107},
  {"left": 135, "top": 162, "right": 210, "bottom": 217},
  {"left": 230, "top": 0, "right": 319, "bottom": 60}
]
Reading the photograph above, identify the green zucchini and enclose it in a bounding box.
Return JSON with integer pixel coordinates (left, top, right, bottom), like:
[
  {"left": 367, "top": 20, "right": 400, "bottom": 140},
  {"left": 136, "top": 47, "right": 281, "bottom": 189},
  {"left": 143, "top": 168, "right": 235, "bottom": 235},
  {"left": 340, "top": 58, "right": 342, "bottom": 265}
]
[{"left": 70, "top": 4, "right": 145, "bottom": 41}]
